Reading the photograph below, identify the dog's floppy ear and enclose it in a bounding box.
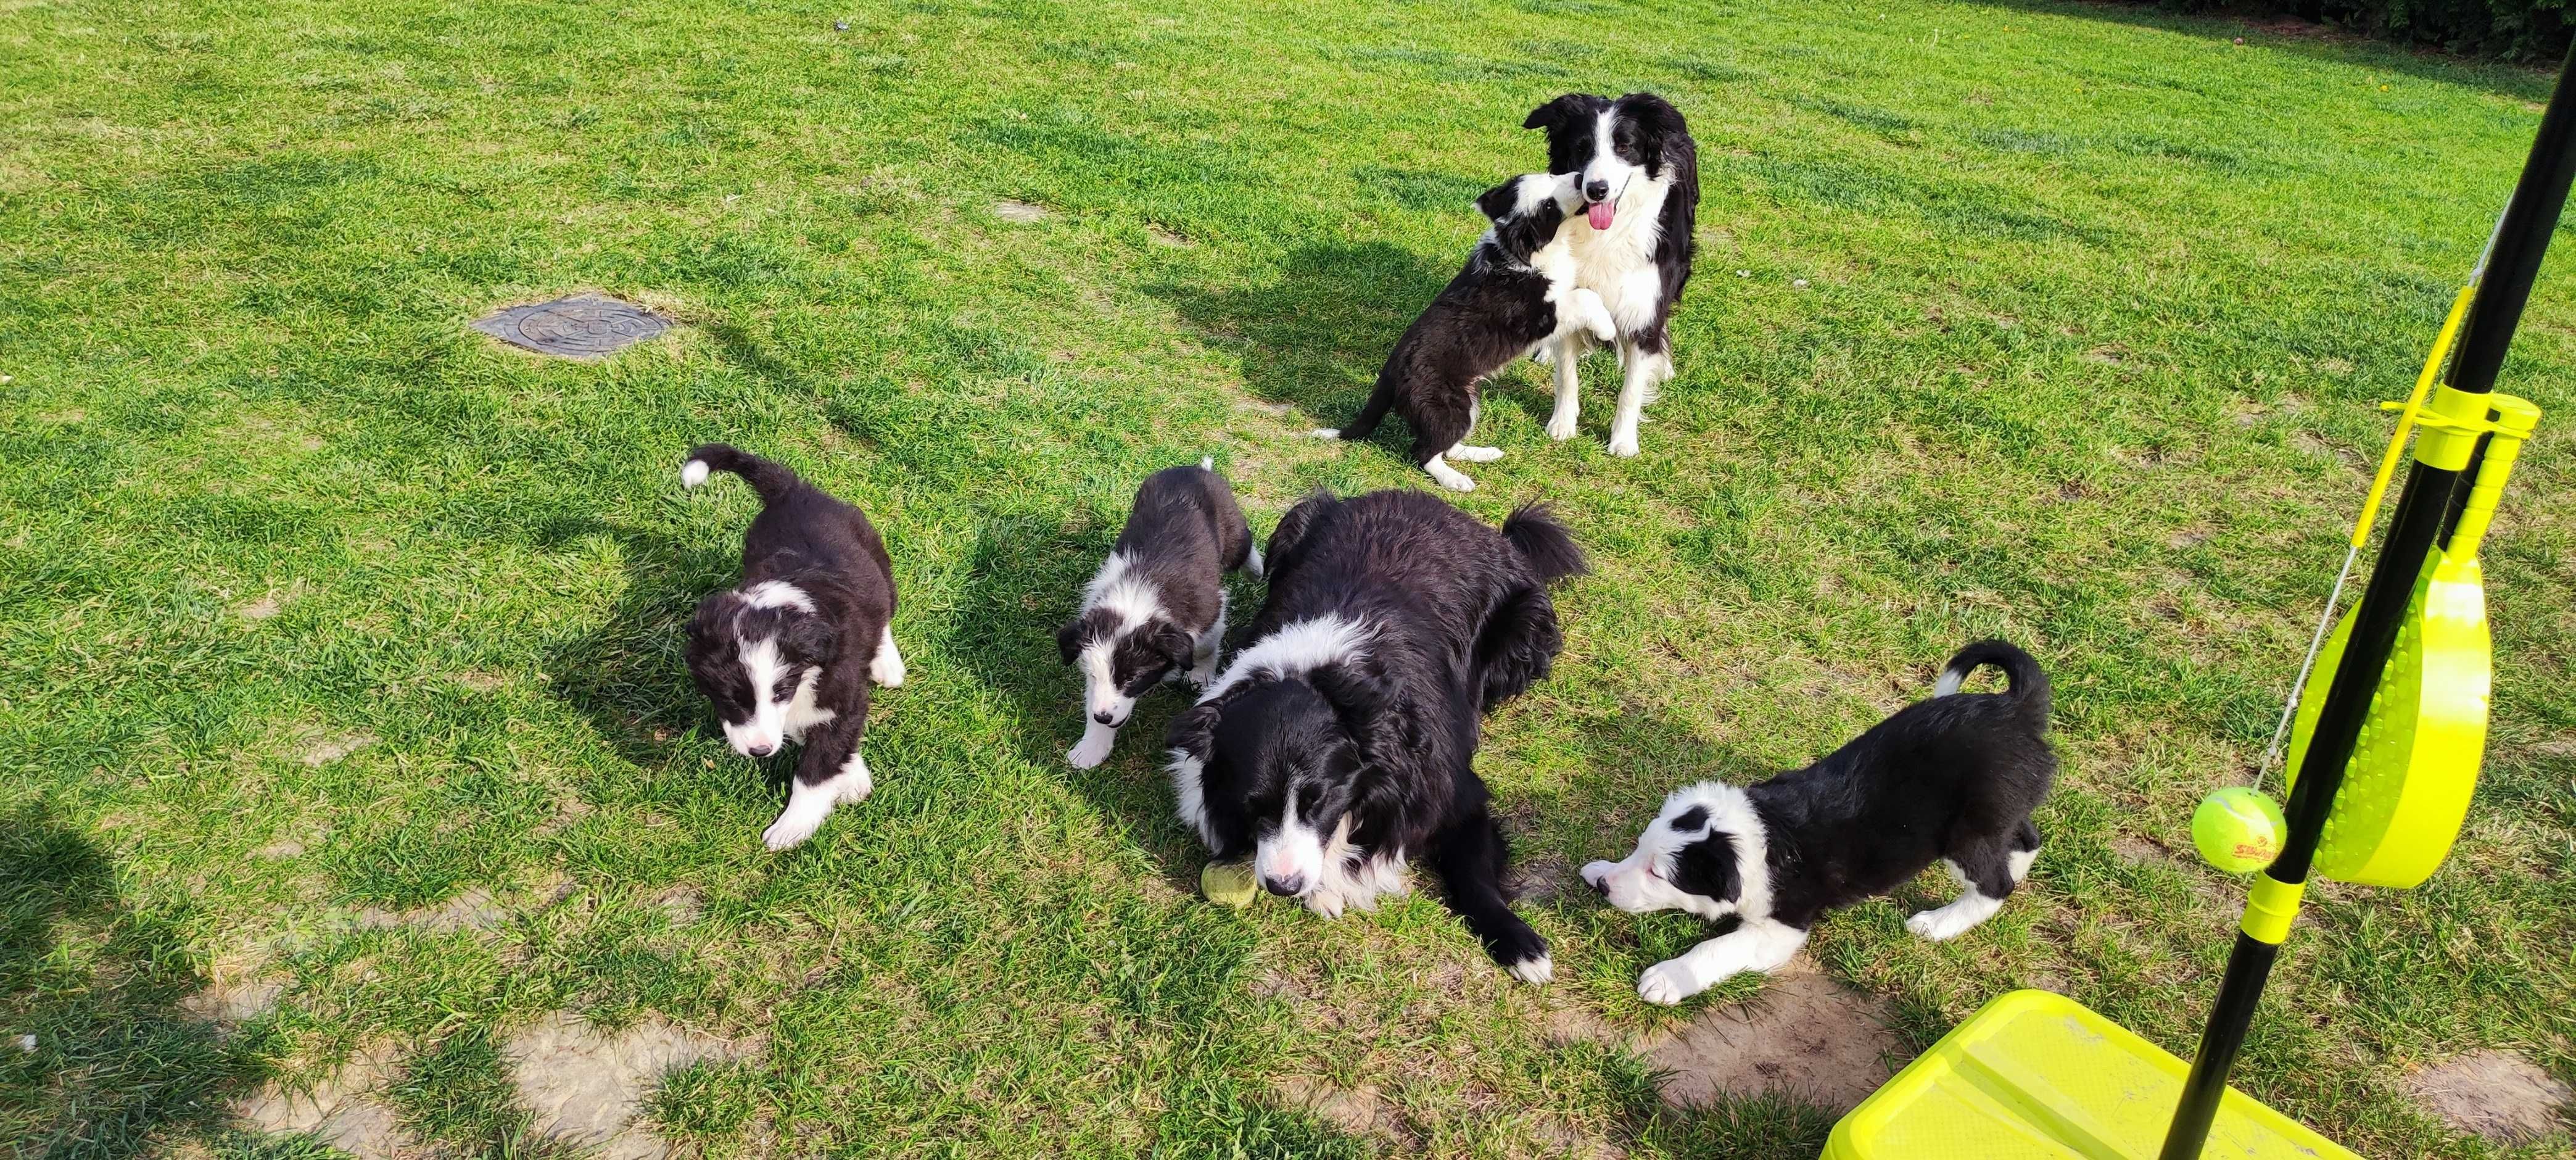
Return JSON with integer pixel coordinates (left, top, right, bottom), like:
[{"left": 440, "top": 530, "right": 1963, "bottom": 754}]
[
  {"left": 1165, "top": 700, "right": 1223, "bottom": 760},
  {"left": 1619, "top": 92, "right": 1690, "bottom": 170},
  {"left": 1523, "top": 93, "right": 1588, "bottom": 133},
  {"left": 1670, "top": 831, "right": 1742, "bottom": 905},
  {"left": 782, "top": 613, "right": 841, "bottom": 666},
  {"left": 1474, "top": 176, "right": 1524, "bottom": 223},
  {"left": 1308, "top": 661, "right": 1427, "bottom": 777},
  {"left": 1055, "top": 618, "right": 1084, "bottom": 665},
  {"left": 1146, "top": 619, "right": 1196, "bottom": 670},
  {"left": 1262, "top": 489, "right": 1335, "bottom": 576}
]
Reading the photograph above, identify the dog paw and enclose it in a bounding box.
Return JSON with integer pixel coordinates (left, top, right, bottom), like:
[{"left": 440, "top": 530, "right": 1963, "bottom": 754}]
[
  {"left": 1308, "top": 428, "right": 1341, "bottom": 440},
  {"left": 1424, "top": 463, "right": 1477, "bottom": 492},
  {"left": 1508, "top": 954, "right": 1555, "bottom": 985},
  {"left": 1546, "top": 414, "right": 1579, "bottom": 441},
  {"left": 1450, "top": 445, "right": 1505, "bottom": 463},
  {"left": 1605, "top": 434, "right": 1640, "bottom": 459},
  {"left": 1906, "top": 908, "right": 1976, "bottom": 942},
  {"left": 1067, "top": 732, "right": 1114, "bottom": 769},
  {"left": 1186, "top": 663, "right": 1218, "bottom": 687},
  {"left": 1303, "top": 891, "right": 1346, "bottom": 921},
  {"left": 1531, "top": 346, "right": 1558, "bottom": 367},
  {"left": 1637, "top": 959, "right": 1698, "bottom": 1006},
  {"left": 761, "top": 810, "right": 827, "bottom": 852},
  {"left": 870, "top": 657, "right": 906, "bottom": 688}
]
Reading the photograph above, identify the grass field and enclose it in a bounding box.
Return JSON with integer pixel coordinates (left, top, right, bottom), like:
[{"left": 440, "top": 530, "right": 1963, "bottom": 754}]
[{"left": 5, "top": 0, "right": 2575, "bottom": 1155}]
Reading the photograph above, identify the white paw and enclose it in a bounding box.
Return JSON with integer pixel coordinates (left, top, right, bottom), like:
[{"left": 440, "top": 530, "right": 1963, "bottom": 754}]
[
  {"left": 1424, "top": 462, "right": 1477, "bottom": 492},
  {"left": 1605, "top": 434, "right": 1640, "bottom": 459},
  {"left": 1589, "top": 320, "right": 1617, "bottom": 342},
  {"left": 1068, "top": 729, "right": 1115, "bottom": 769},
  {"left": 1308, "top": 428, "right": 1340, "bottom": 440},
  {"left": 1303, "top": 891, "right": 1346, "bottom": 920},
  {"left": 870, "top": 656, "right": 906, "bottom": 688},
  {"left": 1546, "top": 414, "right": 1579, "bottom": 441},
  {"left": 1449, "top": 445, "right": 1505, "bottom": 463},
  {"left": 762, "top": 808, "right": 829, "bottom": 852},
  {"left": 1532, "top": 346, "right": 1558, "bottom": 367},
  {"left": 1508, "top": 955, "right": 1555, "bottom": 985},
  {"left": 1186, "top": 662, "right": 1218, "bottom": 687},
  {"left": 1907, "top": 908, "right": 1975, "bottom": 942},
  {"left": 1637, "top": 959, "right": 1699, "bottom": 1006}
]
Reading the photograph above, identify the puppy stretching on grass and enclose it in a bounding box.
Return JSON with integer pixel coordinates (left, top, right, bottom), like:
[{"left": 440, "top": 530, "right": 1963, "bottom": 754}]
[
  {"left": 1167, "top": 489, "right": 1585, "bottom": 982},
  {"left": 1059, "top": 458, "right": 1261, "bottom": 769},
  {"left": 680, "top": 444, "right": 904, "bottom": 851},
  {"left": 1582, "top": 640, "right": 2054, "bottom": 1005},
  {"left": 1314, "top": 172, "right": 1618, "bottom": 492}
]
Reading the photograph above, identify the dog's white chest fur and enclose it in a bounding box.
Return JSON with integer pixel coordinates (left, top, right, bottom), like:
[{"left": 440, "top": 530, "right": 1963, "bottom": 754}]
[{"left": 1560, "top": 175, "right": 1671, "bottom": 334}]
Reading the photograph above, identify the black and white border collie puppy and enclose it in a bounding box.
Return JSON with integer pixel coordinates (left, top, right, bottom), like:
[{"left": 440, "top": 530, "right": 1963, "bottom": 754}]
[
  {"left": 1313, "top": 172, "right": 1617, "bottom": 492},
  {"left": 1166, "top": 489, "right": 1586, "bottom": 982},
  {"left": 1057, "top": 458, "right": 1262, "bottom": 769},
  {"left": 1521, "top": 93, "right": 1699, "bottom": 460},
  {"left": 1581, "top": 640, "right": 2054, "bottom": 1005},
  {"left": 680, "top": 444, "right": 904, "bottom": 851}
]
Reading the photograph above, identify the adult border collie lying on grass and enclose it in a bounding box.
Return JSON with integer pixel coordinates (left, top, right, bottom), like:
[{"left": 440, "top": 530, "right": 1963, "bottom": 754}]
[
  {"left": 1582, "top": 640, "right": 2054, "bottom": 1005},
  {"left": 1315, "top": 172, "right": 1617, "bottom": 492},
  {"left": 1058, "top": 458, "right": 1261, "bottom": 769},
  {"left": 1166, "top": 489, "right": 1585, "bottom": 982},
  {"left": 1522, "top": 92, "right": 1699, "bottom": 459},
  {"left": 680, "top": 444, "right": 904, "bottom": 851}
]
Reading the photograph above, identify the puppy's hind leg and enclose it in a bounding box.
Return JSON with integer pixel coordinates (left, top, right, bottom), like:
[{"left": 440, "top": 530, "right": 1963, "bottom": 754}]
[
  {"left": 1907, "top": 842, "right": 2018, "bottom": 942},
  {"left": 869, "top": 623, "right": 906, "bottom": 687},
  {"left": 1637, "top": 919, "right": 1809, "bottom": 1005},
  {"left": 1430, "top": 802, "right": 1552, "bottom": 984},
  {"left": 1447, "top": 397, "right": 1503, "bottom": 463}
]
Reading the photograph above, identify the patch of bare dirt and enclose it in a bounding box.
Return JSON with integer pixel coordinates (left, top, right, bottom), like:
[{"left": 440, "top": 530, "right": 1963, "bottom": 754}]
[
  {"left": 356, "top": 887, "right": 509, "bottom": 934},
  {"left": 1274, "top": 1075, "right": 1411, "bottom": 1145},
  {"left": 299, "top": 730, "right": 376, "bottom": 767},
  {"left": 1553, "top": 959, "right": 1907, "bottom": 1115},
  {"left": 993, "top": 199, "right": 1049, "bottom": 222},
  {"left": 233, "top": 1041, "right": 417, "bottom": 1158},
  {"left": 503, "top": 1012, "right": 748, "bottom": 1159},
  {"left": 2407, "top": 1050, "right": 2571, "bottom": 1145},
  {"left": 181, "top": 975, "right": 285, "bottom": 1025},
  {"left": 1147, "top": 224, "right": 1192, "bottom": 247}
]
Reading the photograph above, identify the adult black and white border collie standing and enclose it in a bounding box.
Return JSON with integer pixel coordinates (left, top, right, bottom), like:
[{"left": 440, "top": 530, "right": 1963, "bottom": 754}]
[
  {"left": 1580, "top": 641, "right": 2054, "bottom": 1005},
  {"left": 679, "top": 444, "right": 904, "bottom": 851},
  {"left": 1313, "top": 172, "right": 1618, "bottom": 492},
  {"left": 1165, "top": 489, "right": 1586, "bottom": 982},
  {"left": 1522, "top": 92, "right": 1699, "bottom": 460},
  {"left": 1057, "top": 458, "right": 1262, "bottom": 769}
]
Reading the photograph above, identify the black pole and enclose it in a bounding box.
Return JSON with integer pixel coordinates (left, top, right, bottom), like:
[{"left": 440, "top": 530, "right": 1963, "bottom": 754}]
[{"left": 2158, "top": 40, "right": 2576, "bottom": 1159}]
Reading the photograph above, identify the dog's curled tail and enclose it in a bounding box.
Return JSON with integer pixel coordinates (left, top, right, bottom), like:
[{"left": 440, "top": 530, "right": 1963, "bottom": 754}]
[
  {"left": 1502, "top": 503, "right": 1587, "bottom": 585},
  {"left": 681, "top": 443, "right": 801, "bottom": 505},
  {"left": 1934, "top": 639, "right": 2050, "bottom": 724},
  {"left": 1313, "top": 368, "right": 1400, "bottom": 444}
]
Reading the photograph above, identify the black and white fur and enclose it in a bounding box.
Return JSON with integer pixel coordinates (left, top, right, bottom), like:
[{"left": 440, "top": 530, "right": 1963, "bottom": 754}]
[
  {"left": 1521, "top": 93, "right": 1699, "bottom": 460},
  {"left": 1580, "top": 641, "right": 2053, "bottom": 1005},
  {"left": 1165, "top": 489, "right": 1586, "bottom": 982},
  {"left": 1058, "top": 458, "right": 1262, "bottom": 769},
  {"left": 680, "top": 444, "right": 904, "bottom": 851},
  {"left": 1313, "top": 172, "right": 1617, "bottom": 492}
]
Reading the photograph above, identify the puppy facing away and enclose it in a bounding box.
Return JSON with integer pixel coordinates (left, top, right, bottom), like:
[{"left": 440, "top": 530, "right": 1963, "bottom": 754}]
[
  {"left": 1314, "top": 172, "right": 1618, "bottom": 492},
  {"left": 1058, "top": 458, "right": 1261, "bottom": 769},
  {"left": 1166, "top": 489, "right": 1587, "bottom": 982},
  {"left": 1582, "top": 640, "right": 2053, "bottom": 1005},
  {"left": 680, "top": 444, "right": 904, "bottom": 851},
  {"left": 1521, "top": 92, "right": 1699, "bottom": 458}
]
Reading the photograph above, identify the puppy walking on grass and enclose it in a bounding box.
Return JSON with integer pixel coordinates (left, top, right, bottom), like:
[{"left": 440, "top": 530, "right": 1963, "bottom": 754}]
[
  {"left": 1058, "top": 458, "right": 1261, "bottom": 769},
  {"left": 680, "top": 444, "right": 904, "bottom": 851}
]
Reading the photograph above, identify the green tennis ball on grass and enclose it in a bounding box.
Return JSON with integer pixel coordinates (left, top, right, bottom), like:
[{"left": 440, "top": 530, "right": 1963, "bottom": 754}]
[
  {"left": 2192, "top": 787, "right": 2287, "bottom": 874},
  {"left": 1201, "top": 861, "right": 1258, "bottom": 907}
]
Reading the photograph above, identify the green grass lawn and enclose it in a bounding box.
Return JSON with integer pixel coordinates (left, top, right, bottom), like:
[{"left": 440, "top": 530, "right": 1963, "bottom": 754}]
[{"left": 5, "top": 0, "right": 2574, "bottom": 1155}]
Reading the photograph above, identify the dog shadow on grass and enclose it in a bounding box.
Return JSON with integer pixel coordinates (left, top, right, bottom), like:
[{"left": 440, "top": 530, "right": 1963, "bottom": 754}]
[
  {"left": 1146, "top": 241, "right": 1453, "bottom": 431},
  {"left": 1, "top": 804, "right": 265, "bottom": 1156},
  {"left": 532, "top": 518, "right": 741, "bottom": 775}
]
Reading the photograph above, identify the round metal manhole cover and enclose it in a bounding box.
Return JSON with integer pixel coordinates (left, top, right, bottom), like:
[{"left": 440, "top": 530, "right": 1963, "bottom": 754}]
[{"left": 471, "top": 294, "right": 672, "bottom": 359}]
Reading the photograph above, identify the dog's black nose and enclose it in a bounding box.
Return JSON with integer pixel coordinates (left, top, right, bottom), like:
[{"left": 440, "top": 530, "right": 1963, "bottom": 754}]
[
  {"left": 746, "top": 742, "right": 776, "bottom": 758},
  {"left": 1588, "top": 875, "right": 1609, "bottom": 895},
  {"left": 1092, "top": 710, "right": 1121, "bottom": 726},
  {"left": 1262, "top": 872, "right": 1307, "bottom": 897},
  {"left": 1584, "top": 179, "right": 1610, "bottom": 202}
]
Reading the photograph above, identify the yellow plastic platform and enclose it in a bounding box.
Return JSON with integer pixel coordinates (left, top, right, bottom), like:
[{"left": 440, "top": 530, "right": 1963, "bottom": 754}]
[{"left": 1826, "top": 991, "right": 2355, "bottom": 1160}]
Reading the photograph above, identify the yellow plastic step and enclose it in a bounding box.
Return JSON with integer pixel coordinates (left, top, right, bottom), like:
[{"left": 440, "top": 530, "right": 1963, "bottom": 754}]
[{"left": 1826, "top": 991, "right": 2355, "bottom": 1160}]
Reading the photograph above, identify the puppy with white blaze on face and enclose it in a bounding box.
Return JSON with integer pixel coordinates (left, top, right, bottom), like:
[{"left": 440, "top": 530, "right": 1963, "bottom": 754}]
[
  {"left": 1582, "top": 640, "right": 2055, "bottom": 1005},
  {"left": 1057, "top": 458, "right": 1261, "bottom": 769},
  {"left": 1520, "top": 91, "right": 1699, "bottom": 461},
  {"left": 680, "top": 444, "right": 903, "bottom": 852},
  {"left": 1166, "top": 489, "right": 1587, "bottom": 983}
]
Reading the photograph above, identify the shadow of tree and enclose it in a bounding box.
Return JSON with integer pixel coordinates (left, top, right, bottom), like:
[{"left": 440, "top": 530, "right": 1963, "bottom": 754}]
[{"left": 0, "top": 803, "right": 266, "bottom": 1157}]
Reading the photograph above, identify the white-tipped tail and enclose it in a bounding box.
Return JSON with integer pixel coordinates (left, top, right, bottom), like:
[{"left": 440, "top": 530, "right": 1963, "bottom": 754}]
[
  {"left": 1934, "top": 666, "right": 1967, "bottom": 697},
  {"left": 681, "top": 459, "right": 711, "bottom": 488},
  {"left": 1200, "top": 455, "right": 1215, "bottom": 470},
  {"left": 1308, "top": 428, "right": 1340, "bottom": 439}
]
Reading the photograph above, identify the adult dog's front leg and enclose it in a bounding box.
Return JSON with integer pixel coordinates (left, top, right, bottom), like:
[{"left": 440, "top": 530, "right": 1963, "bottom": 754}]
[{"left": 1635, "top": 918, "right": 1808, "bottom": 1005}]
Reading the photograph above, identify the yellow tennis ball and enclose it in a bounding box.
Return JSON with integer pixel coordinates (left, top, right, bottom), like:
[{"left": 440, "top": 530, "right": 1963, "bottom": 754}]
[
  {"left": 2193, "top": 787, "right": 2287, "bottom": 874},
  {"left": 1200, "top": 861, "right": 1258, "bottom": 907}
]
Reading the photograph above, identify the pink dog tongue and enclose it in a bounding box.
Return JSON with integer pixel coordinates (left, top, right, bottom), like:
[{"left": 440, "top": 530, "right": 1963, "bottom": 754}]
[{"left": 1587, "top": 201, "right": 1615, "bottom": 230}]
